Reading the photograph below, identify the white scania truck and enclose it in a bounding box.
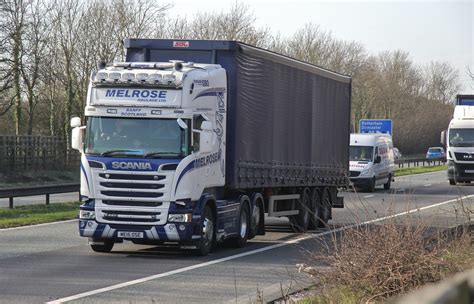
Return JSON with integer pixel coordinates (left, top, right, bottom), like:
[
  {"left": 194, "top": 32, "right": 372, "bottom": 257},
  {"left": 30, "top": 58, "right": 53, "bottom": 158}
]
[
  {"left": 71, "top": 39, "right": 351, "bottom": 255},
  {"left": 442, "top": 94, "right": 474, "bottom": 185}
]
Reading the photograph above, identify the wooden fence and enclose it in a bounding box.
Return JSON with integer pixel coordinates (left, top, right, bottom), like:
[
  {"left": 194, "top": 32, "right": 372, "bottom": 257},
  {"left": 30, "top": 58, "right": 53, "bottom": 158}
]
[{"left": 0, "top": 136, "right": 80, "bottom": 172}]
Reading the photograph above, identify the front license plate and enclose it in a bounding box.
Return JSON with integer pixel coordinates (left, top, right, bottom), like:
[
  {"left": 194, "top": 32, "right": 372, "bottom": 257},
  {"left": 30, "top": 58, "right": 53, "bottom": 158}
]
[
  {"left": 465, "top": 170, "right": 474, "bottom": 173},
  {"left": 118, "top": 231, "right": 144, "bottom": 239}
]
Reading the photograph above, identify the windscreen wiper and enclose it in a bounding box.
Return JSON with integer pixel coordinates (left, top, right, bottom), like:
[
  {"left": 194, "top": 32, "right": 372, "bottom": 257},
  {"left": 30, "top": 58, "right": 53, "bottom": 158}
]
[
  {"left": 101, "top": 149, "right": 144, "bottom": 156},
  {"left": 144, "top": 151, "right": 180, "bottom": 158}
]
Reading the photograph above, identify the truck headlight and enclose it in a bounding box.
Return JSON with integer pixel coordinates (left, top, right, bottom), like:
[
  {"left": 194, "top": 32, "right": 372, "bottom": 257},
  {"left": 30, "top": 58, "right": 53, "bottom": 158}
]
[
  {"left": 360, "top": 169, "right": 371, "bottom": 177},
  {"left": 80, "top": 210, "right": 96, "bottom": 220},
  {"left": 168, "top": 213, "right": 192, "bottom": 223}
]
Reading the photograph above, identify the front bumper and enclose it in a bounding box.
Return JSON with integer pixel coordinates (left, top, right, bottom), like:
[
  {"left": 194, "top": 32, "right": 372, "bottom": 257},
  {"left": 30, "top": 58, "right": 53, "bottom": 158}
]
[
  {"left": 447, "top": 161, "right": 474, "bottom": 182},
  {"left": 350, "top": 177, "right": 372, "bottom": 188},
  {"left": 79, "top": 219, "right": 201, "bottom": 242}
]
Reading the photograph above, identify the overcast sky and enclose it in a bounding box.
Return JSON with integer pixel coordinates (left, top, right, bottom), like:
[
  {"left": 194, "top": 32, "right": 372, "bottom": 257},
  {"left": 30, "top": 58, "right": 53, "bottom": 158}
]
[{"left": 170, "top": 0, "right": 473, "bottom": 92}]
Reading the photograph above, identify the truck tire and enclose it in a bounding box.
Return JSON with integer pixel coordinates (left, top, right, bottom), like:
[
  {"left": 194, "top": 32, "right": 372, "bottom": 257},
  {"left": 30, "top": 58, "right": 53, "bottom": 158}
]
[
  {"left": 230, "top": 203, "right": 249, "bottom": 248},
  {"left": 318, "top": 188, "right": 331, "bottom": 228},
  {"left": 308, "top": 188, "right": 322, "bottom": 230},
  {"left": 90, "top": 240, "right": 114, "bottom": 253},
  {"left": 449, "top": 179, "right": 456, "bottom": 185},
  {"left": 248, "top": 194, "right": 263, "bottom": 239},
  {"left": 195, "top": 205, "right": 215, "bottom": 256},
  {"left": 290, "top": 188, "right": 311, "bottom": 232},
  {"left": 384, "top": 174, "right": 391, "bottom": 190}
]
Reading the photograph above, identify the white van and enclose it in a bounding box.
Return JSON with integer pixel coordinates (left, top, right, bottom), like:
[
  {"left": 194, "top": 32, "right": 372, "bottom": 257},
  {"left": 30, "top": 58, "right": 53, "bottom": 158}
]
[{"left": 349, "top": 133, "right": 395, "bottom": 192}]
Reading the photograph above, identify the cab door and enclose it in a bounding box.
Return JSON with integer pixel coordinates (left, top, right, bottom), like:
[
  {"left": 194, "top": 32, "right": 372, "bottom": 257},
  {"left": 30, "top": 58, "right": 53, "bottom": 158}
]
[{"left": 373, "top": 146, "right": 383, "bottom": 184}]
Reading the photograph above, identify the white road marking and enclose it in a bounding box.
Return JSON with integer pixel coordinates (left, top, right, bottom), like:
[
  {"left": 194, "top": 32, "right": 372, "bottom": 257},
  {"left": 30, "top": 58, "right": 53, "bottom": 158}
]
[
  {"left": 0, "top": 219, "right": 77, "bottom": 232},
  {"left": 363, "top": 195, "right": 375, "bottom": 198},
  {"left": 46, "top": 194, "right": 474, "bottom": 304},
  {"left": 424, "top": 184, "right": 432, "bottom": 187}
]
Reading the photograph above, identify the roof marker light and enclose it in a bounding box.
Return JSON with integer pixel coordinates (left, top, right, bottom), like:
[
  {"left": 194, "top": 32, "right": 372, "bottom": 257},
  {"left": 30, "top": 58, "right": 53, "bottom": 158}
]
[
  {"left": 148, "top": 73, "right": 162, "bottom": 83},
  {"left": 162, "top": 74, "right": 176, "bottom": 85},
  {"left": 108, "top": 72, "right": 121, "bottom": 82},
  {"left": 122, "top": 73, "right": 135, "bottom": 82},
  {"left": 113, "top": 62, "right": 131, "bottom": 68},
  {"left": 96, "top": 72, "right": 108, "bottom": 81},
  {"left": 136, "top": 73, "right": 149, "bottom": 82}
]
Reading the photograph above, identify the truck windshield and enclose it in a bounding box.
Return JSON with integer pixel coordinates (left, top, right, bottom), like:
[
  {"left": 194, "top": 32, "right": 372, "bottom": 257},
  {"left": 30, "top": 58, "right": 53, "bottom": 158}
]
[
  {"left": 449, "top": 129, "right": 474, "bottom": 147},
  {"left": 349, "top": 146, "right": 373, "bottom": 162},
  {"left": 85, "top": 117, "right": 190, "bottom": 158}
]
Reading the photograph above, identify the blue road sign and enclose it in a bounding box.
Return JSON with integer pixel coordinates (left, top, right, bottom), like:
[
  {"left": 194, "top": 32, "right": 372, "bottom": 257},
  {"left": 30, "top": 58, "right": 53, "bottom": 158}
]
[{"left": 359, "top": 119, "right": 393, "bottom": 136}]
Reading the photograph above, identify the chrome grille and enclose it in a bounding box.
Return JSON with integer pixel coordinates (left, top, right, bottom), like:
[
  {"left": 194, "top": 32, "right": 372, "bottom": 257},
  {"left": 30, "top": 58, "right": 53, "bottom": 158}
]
[{"left": 92, "top": 169, "right": 173, "bottom": 225}]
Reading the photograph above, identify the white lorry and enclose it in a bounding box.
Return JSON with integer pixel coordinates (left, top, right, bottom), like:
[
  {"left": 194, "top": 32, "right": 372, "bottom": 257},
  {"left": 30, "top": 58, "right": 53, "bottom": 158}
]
[
  {"left": 442, "top": 94, "right": 474, "bottom": 185},
  {"left": 71, "top": 39, "right": 351, "bottom": 255},
  {"left": 349, "top": 133, "right": 395, "bottom": 192}
]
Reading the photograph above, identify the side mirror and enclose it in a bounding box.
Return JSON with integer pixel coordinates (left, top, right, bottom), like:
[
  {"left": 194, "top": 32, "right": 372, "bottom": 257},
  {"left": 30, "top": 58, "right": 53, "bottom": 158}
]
[
  {"left": 70, "top": 117, "right": 81, "bottom": 128},
  {"left": 440, "top": 130, "right": 446, "bottom": 146},
  {"left": 374, "top": 155, "right": 381, "bottom": 164},
  {"left": 199, "top": 121, "right": 213, "bottom": 153},
  {"left": 71, "top": 127, "right": 84, "bottom": 151}
]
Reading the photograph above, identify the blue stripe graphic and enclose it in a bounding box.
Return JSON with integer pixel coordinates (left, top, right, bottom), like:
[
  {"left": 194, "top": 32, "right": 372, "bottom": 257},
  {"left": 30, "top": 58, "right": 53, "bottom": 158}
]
[
  {"left": 174, "top": 161, "right": 195, "bottom": 194},
  {"left": 80, "top": 163, "right": 90, "bottom": 191}
]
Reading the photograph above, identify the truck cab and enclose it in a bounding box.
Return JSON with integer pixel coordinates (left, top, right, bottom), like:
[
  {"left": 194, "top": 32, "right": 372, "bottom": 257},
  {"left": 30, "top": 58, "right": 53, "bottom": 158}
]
[
  {"left": 72, "top": 61, "right": 229, "bottom": 255},
  {"left": 443, "top": 95, "right": 474, "bottom": 185}
]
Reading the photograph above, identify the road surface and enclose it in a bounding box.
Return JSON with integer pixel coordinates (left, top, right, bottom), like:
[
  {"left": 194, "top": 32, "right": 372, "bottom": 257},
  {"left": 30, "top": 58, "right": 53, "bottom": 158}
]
[{"left": 0, "top": 171, "right": 471, "bottom": 303}]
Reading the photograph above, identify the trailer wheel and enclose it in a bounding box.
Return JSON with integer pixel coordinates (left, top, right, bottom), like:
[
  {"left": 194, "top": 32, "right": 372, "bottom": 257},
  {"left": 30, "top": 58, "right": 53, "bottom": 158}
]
[
  {"left": 383, "top": 174, "right": 391, "bottom": 190},
  {"left": 90, "top": 240, "right": 114, "bottom": 253},
  {"left": 308, "top": 188, "right": 322, "bottom": 230},
  {"left": 290, "top": 188, "right": 311, "bottom": 232},
  {"left": 318, "top": 188, "right": 331, "bottom": 228},
  {"left": 231, "top": 203, "right": 250, "bottom": 248},
  {"left": 195, "top": 205, "right": 215, "bottom": 256},
  {"left": 449, "top": 179, "right": 456, "bottom": 185}
]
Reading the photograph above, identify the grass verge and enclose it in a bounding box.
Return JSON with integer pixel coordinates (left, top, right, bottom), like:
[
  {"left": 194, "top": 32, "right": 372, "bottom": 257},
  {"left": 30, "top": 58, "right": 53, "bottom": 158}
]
[
  {"left": 0, "top": 202, "right": 80, "bottom": 228},
  {"left": 297, "top": 219, "right": 473, "bottom": 303},
  {"left": 395, "top": 164, "right": 447, "bottom": 176}
]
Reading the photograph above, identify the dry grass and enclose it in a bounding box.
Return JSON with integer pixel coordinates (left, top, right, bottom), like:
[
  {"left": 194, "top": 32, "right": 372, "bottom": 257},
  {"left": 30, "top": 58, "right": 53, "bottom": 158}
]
[{"left": 297, "top": 199, "right": 473, "bottom": 303}]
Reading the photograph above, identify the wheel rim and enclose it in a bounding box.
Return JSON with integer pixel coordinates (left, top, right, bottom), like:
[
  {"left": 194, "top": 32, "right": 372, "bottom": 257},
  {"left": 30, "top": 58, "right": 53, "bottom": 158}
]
[
  {"left": 202, "top": 217, "right": 213, "bottom": 246},
  {"left": 240, "top": 209, "right": 248, "bottom": 238}
]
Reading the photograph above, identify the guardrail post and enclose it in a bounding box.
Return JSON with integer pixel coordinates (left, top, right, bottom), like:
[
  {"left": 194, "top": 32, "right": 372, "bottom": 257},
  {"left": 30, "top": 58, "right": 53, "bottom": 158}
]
[
  {"left": 9, "top": 197, "right": 13, "bottom": 209},
  {"left": 46, "top": 193, "right": 50, "bottom": 205}
]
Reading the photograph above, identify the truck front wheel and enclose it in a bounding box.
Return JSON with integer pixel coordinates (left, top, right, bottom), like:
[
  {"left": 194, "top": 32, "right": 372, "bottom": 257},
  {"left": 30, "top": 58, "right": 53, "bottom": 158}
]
[
  {"left": 90, "top": 240, "right": 114, "bottom": 253},
  {"left": 195, "top": 205, "right": 215, "bottom": 256},
  {"left": 449, "top": 179, "right": 456, "bottom": 185}
]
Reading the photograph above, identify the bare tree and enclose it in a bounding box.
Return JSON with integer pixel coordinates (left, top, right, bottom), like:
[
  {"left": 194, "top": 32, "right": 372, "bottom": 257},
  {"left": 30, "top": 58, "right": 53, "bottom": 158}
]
[
  {"left": 0, "top": 0, "right": 30, "bottom": 134},
  {"left": 423, "top": 61, "right": 460, "bottom": 103},
  {"left": 20, "top": 0, "right": 51, "bottom": 134}
]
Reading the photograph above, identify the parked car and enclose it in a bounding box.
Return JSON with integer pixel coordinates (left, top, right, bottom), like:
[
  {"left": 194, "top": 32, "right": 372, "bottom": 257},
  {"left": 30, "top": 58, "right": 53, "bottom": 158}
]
[
  {"left": 426, "top": 147, "right": 446, "bottom": 159},
  {"left": 393, "top": 147, "right": 402, "bottom": 160}
]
